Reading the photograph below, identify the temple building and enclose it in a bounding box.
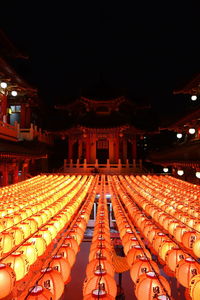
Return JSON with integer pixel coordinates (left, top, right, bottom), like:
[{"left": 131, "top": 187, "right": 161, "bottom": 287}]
[
  {"left": 53, "top": 95, "right": 158, "bottom": 173},
  {"left": 147, "top": 73, "right": 200, "bottom": 182},
  {"left": 0, "top": 30, "right": 53, "bottom": 185}
]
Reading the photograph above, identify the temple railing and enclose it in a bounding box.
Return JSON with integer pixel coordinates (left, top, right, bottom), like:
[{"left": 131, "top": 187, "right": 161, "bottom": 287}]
[
  {"left": 17, "top": 123, "right": 53, "bottom": 145},
  {"left": 63, "top": 158, "right": 144, "bottom": 174},
  {"left": 0, "top": 120, "right": 18, "bottom": 141}
]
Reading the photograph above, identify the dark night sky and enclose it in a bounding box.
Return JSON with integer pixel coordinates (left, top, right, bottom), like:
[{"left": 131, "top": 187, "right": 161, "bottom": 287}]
[{"left": 1, "top": 3, "right": 200, "bottom": 123}]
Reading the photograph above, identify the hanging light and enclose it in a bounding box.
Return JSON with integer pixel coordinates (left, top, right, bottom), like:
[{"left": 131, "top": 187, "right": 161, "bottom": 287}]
[
  {"left": 196, "top": 172, "right": 200, "bottom": 179},
  {"left": 163, "top": 168, "right": 169, "bottom": 173},
  {"left": 0, "top": 263, "right": 16, "bottom": 299},
  {"left": 191, "top": 95, "right": 197, "bottom": 101},
  {"left": 0, "top": 82, "right": 7, "bottom": 89},
  {"left": 177, "top": 133, "right": 183, "bottom": 139},
  {"left": 11, "top": 90, "right": 17, "bottom": 97},
  {"left": 189, "top": 128, "right": 196, "bottom": 134},
  {"left": 177, "top": 170, "right": 184, "bottom": 176}
]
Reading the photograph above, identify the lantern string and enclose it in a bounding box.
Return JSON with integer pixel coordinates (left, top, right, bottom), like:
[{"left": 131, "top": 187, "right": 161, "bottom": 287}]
[
  {"left": 20, "top": 175, "right": 98, "bottom": 300},
  {"left": 119, "top": 175, "right": 200, "bottom": 263},
  {"left": 109, "top": 175, "right": 172, "bottom": 300}
]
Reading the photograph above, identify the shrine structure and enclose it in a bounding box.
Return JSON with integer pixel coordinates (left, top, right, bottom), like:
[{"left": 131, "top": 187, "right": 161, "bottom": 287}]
[{"left": 54, "top": 95, "right": 158, "bottom": 173}]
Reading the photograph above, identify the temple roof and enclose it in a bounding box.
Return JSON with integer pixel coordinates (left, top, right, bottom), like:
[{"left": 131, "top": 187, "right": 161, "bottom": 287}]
[
  {"left": 53, "top": 96, "right": 158, "bottom": 132},
  {"left": 0, "top": 139, "right": 50, "bottom": 158},
  {"left": 173, "top": 73, "right": 200, "bottom": 95}
]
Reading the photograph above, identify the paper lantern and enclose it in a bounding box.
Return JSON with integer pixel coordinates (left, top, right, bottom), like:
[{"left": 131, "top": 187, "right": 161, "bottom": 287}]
[
  {"left": 38, "top": 228, "right": 52, "bottom": 246},
  {"left": 83, "top": 272, "right": 117, "bottom": 298},
  {"left": 64, "top": 236, "right": 79, "bottom": 255},
  {"left": 50, "top": 255, "right": 71, "bottom": 284},
  {"left": 17, "top": 285, "right": 55, "bottom": 300},
  {"left": 0, "top": 263, "right": 16, "bottom": 299},
  {"left": 165, "top": 247, "right": 188, "bottom": 272},
  {"left": 135, "top": 272, "right": 171, "bottom": 300},
  {"left": 152, "top": 233, "right": 168, "bottom": 253},
  {"left": 89, "top": 248, "right": 112, "bottom": 263},
  {"left": 58, "top": 244, "right": 76, "bottom": 267},
  {"left": 190, "top": 274, "right": 200, "bottom": 300},
  {"left": 3, "top": 216, "right": 14, "bottom": 229},
  {"left": 27, "top": 218, "right": 39, "bottom": 234},
  {"left": 192, "top": 239, "right": 200, "bottom": 257},
  {"left": 175, "top": 257, "right": 200, "bottom": 288},
  {"left": 0, "top": 231, "right": 14, "bottom": 253},
  {"left": 39, "top": 267, "right": 64, "bottom": 300},
  {"left": 2, "top": 251, "right": 29, "bottom": 281},
  {"left": 127, "top": 246, "right": 152, "bottom": 267},
  {"left": 174, "top": 225, "right": 188, "bottom": 243},
  {"left": 182, "top": 231, "right": 199, "bottom": 250},
  {"left": 18, "top": 222, "right": 31, "bottom": 238},
  {"left": 46, "top": 223, "right": 58, "bottom": 239},
  {"left": 10, "top": 227, "right": 24, "bottom": 245},
  {"left": 130, "top": 257, "right": 159, "bottom": 284},
  {"left": 123, "top": 237, "right": 139, "bottom": 256},
  {"left": 158, "top": 240, "right": 176, "bottom": 261},
  {"left": 19, "top": 242, "right": 38, "bottom": 265},
  {"left": 86, "top": 259, "right": 115, "bottom": 278},
  {"left": 29, "top": 235, "right": 47, "bottom": 256},
  {"left": 83, "top": 292, "right": 114, "bottom": 299}
]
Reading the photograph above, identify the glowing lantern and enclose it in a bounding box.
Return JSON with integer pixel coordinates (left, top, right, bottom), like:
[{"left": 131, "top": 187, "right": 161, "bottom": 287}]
[
  {"left": 158, "top": 240, "right": 176, "bottom": 261},
  {"left": 39, "top": 267, "right": 64, "bottom": 300},
  {"left": 130, "top": 257, "right": 159, "bottom": 284},
  {"left": 174, "top": 225, "right": 188, "bottom": 243},
  {"left": 152, "top": 233, "right": 168, "bottom": 253},
  {"left": 29, "top": 235, "right": 47, "bottom": 256},
  {"left": 190, "top": 274, "right": 200, "bottom": 300},
  {"left": 46, "top": 223, "right": 58, "bottom": 239},
  {"left": 58, "top": 244, "right": 76, "bottom": 267},
  {"left": 83, "top": 293, "right": 114, "bottom": 299},
  {"left": 124, "top": 237, "right": 140, "bottom": 255},
  {"left": 19, "top": 242, "right": 38, "bottom": 265},
  {"left": 26, "top": 218, "right": 38, "bottom": 234},
  {"left": 38, "top": 228, "right": 52, "bottom": 246},
  {"left": 0, "top": 231, "right": 14, "bottom": 253},
  {"left": 31, "top": 215, "right": 43, "bottom": 228},
  {"left": 83, "top": 271, "right": 117, "bottom": 299},
  {"left": 147, "top": 228, "right": 160, "bottom": 244},
  {"left": 13, "top": 213, "right": 22, "bottom": 224},
  {"left": 89, "top": 248, "right": 112, "bottom": 263},
  {"left": 192, "top": 239, "right": 200, "bottom": 257},
  {"left": 9, "top": 227, "right": 24, "bottom": 245},
  {"left": 18, "top": 222, "right": 31, "bottom": 238},
  {"left": 64, "top": 236, "right": 79, "bottom": 255},
  {"left": 69, "top": 227, "right": 85, "bottom": 245},
  {"left": 175, "top": 257, "right": 200, "bottom": 288},
  {"left": 127, "top": 246, "right": 152, "bottom": 267},
  {"left": 2, "top": 252, "right": 29, "bottom": 281},
  {"left": 0, "top": 263, "right": 16, "bottom": 299},
  {"left": 168, "top": 221, "right": 180, "bottom": 236},
  {"left": 86, "top": 259, "right": 115, "bottom": 278},
  {"left": 3, "top": 216, "right": 14, "bottom": 229},
  {"left": 50, "top": 255, "right": 71, "bottom": 284},
  {"left": 182, "top": 231, "right": 199, "bottom": 250},
  {"left": 165, "top": 247, "right": 187, "bottom": 272},
  {"left": 135, "top": 272, "right": 171, "bottom": 300},
  {"left": 18, "top": 285, "right": 54, "bottom": 300}
]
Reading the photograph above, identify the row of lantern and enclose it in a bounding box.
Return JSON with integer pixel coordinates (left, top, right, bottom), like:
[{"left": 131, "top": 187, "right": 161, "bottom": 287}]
[
  {"left": 0, "top": 175, "right": 89, "bottom": 256},
  {"left": 83, "top": 189, "right": 117, "bottom": 300},
  {"left": 107, "top": 176, "right": 172, "bottom": 300},
  {"left": 111, "top": 175, "right": 200, "bottom": 299},
  {"left": 0, "top": 175, "right": 96, "bottom": 299},
  {"left": 123, "top": 175, "right": 200, "bottom": 258}
]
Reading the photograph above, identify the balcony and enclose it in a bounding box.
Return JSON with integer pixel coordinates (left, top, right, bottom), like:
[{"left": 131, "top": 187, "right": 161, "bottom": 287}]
[{"left": 0, "top": 121, "right": 18, "bottom": 141}]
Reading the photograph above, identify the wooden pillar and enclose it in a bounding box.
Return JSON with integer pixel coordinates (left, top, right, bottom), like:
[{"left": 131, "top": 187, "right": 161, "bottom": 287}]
[
  {"left": 132, "top": 136, "right": 137, "bottom": 159},
  {"left": 86, "top": 136, "right": 90, "bottom": 163},
  {"left": 13, "top": 164, "right": 19, "bottom": 183},
  {"left": 68, "top": 138, "right": 73, "bottom": 160},
  {"left": 114, "top": 138, "right": 119, "bottom": 163},
  {"left": 109, "top": 138, "right": 114, "bottom": 163},
  {"left": 123, "top": 139, "right": 127, "bottom": 162},
  {"left": 20, "top": 103, "right": 26, "bottom": 128},
  {"left": 90, "top": 137, "right": 96, "bottom": 163},
  {"left": 3, "top": 163, "right": 8, "bottom": 186},
  {"left": 1, "top": 93, "right": 8, "bottom": 123},
  {"left": 78, "top": 140, "right": 82, "bottom": 159}
]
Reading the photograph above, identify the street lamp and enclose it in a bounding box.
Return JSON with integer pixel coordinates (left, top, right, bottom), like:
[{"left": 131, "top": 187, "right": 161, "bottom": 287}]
[{"left": 0, "top": 82, "right": 7, "bottom": 89}]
